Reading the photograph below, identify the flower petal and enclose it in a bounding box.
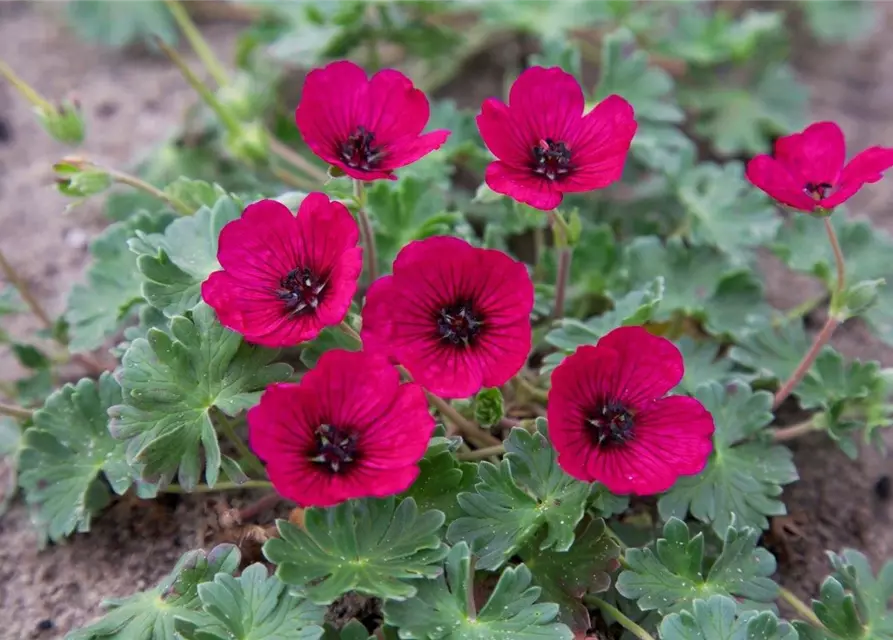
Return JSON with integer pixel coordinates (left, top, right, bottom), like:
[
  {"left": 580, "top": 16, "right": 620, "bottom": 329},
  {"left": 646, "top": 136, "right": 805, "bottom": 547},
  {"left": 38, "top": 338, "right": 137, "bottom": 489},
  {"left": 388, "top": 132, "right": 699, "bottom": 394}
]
[
  {"left": 509, "top": 66, "right": 585, "bottom": 142},
  {"left": 485, "top": 161, "right": 563, "bottom": 210},
  {"left": 775, "top": 121, "right": 845, "bottom": 188},
  {"left": 378, "top": 129, "right": 451, "bottom": 171},
  {"left": 364, "top": 69, "right": 431, "bottom": 142},
  {"left": 476, "top": 98, "right": 533, "bottom": 166},
  {"left": 746, "top": 155, "right": 817, "bottom": 212},
  {"left": 838, "top": 146, "right": 893, "bottom": 187}
]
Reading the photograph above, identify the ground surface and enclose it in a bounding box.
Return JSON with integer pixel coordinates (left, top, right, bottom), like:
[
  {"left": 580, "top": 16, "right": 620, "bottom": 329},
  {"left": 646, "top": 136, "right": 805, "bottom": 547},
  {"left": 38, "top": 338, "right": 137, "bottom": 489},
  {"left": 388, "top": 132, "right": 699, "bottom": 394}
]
[{"left": 2, "top": 2, "right": 893, "bottom": 638}]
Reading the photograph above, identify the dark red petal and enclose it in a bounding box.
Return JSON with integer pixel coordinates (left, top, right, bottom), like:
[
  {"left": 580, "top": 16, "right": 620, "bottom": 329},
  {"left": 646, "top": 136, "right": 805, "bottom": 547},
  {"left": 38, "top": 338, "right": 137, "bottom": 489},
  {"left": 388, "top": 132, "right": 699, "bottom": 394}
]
[
  {"left": 360, "top": 275, "right": 401, "bottom": 359},
  {"left": 358, "top": 383, "right": 434, "bottom": 464},
  {"left": 591, "top": 326, "right": 684, "bottom": 407},
  {"left": 485, "top": 161, "right": 563, "bottom": 210},
  {"left": 216, "top": 199, "right": 302, "bottom": 280},
  {"left": 401, "top": 340, "right": 485, "bottom": 399},
  {"left": 746, "top": 155, "right": 817, "bottom": 212},
  {"left": 476, "top": 98, "right": 533, "bottom": 166},
  {"left": 775, "top": 121, "right": 845, "bottom": 188},
  {"left": 377, "top": 129, "right": 451, "bottom": 171},
  {"left": 832, "top": 146, "right": 893, "bottom": 203},
  {"left": 509, "top": 66, "right": 585, "bottom": 142},
  {"left": 296, "top": 60, "right": 368, "bottom": 167},
  {"left": 365, "top": 69, "right": 431, "bottom": 143}
]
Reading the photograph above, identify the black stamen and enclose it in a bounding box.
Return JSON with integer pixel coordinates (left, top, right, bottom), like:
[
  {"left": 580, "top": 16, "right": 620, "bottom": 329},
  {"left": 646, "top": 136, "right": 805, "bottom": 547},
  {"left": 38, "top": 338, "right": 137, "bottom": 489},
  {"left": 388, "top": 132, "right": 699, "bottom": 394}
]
[
  {"left": 276, "top": 267, "right": 326, "bottom": 315},
  {"left": 532, "top": 138, "right": 572, "bottom": 181},
  {"left": 805, "top": 181, "right": 833, "bottom": 199},
  {"left": 341, "top": 125, "right": 383, "bottom": 170},
  {"left": 587, "top": 401, "right": 635, "bottom": 447},
  {"left": 436, "top": 301, "right": 482, "bottom": 346},
  {"left": 310, "top": 424, "right": 358, "bottom": 474}
]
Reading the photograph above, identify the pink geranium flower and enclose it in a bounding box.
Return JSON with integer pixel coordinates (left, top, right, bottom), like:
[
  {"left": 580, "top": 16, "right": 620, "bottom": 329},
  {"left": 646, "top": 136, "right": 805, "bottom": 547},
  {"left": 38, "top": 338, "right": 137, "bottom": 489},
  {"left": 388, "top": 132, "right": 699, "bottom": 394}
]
[
  {"left": 746, "top": 121, "right": 893, "bottom": 213},
  {"left": 295, "top": 60, "right": 450, "bottom": 181},
  {"left": 201, "top": 193, "right": 362, "bottom": 347},
  {"left": 477, "top": 66, "right": 637, "bottom": 211},
  {"left": 547, "top": 326, "right": 714, "bottom": 495},
  {"left": 248, "top": 350, "right": 434, "bottom": 507},
  {"left": 361, "top": 236, "right": 534, "bottom": 399}
]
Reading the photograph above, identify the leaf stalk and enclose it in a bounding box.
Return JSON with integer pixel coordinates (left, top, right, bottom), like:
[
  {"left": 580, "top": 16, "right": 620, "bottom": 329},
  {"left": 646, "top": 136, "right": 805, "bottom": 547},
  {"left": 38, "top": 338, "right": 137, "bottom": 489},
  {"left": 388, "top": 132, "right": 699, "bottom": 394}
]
[{"left": 584, "top": 594, "right": 656, "bottom": 640}]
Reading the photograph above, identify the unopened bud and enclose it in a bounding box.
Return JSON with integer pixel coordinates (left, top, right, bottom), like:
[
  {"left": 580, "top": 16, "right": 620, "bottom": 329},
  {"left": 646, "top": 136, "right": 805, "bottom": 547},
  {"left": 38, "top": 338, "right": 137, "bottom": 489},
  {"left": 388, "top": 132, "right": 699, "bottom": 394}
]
[
  {"left": 225, "top": 121, "right": 268, "bottom": 165},
  {"left": 36, "top": 97, "right": 85, "bottom": 146}
]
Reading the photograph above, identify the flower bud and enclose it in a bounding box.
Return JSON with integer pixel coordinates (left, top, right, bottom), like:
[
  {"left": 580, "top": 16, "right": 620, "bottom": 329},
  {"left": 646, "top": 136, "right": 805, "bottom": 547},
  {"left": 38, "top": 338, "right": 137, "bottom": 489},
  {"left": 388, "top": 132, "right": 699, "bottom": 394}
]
[
  {"left": 225, "top": 121, "right": 268, "bottom": 165},
  {"left": 36, "top": 97, "right": 85, "bottom": 146},
  {"left": 53, "top": 157, "right": 111, "bottom": 199}
]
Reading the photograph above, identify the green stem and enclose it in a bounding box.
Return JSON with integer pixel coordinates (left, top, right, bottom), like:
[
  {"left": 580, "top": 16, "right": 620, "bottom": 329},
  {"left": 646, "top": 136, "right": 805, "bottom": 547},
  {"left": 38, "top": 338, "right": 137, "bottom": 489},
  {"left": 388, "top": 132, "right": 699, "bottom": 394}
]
[
  {"left": 457, "top": 444, "right": 505, "bottom": 461},
  {"left": 548, "top": 210, "right": 573, "bottom": 319},
  {"left": 426, "top": 391, "right": 501, "bottom": 448},
  {"left": 0, "top": 245, "right": 54, "bottom": 329},
  {"left": 268, "top": 138, "right": 329, "bottom": 183},
  {"left": 160, "top": 479, "right": 273, "bottom": 494},
  {"left": 214, "top": 411, "right": 267, "bottom": 477},
  {"left": 339, "top": 320, "right": 362, "bottom": 346},
  {"left": 163, "top": 0, "right": 230, "bottom": 87},
  {"left": 0, "top": 60, "right": 52, "bottom": 109},
  {"left": 584, "top": 595, "right": 655, "bottom": 640},
  {"left": 513, "top": 374, "right": 549, "bottom": 404},
  {"left": 825, "top": 217, "right": 846, "bottom": 301},
  {"left": 778, "top": 586, "right": 825, "bottom": 630},
  {"left": 105, "top": 167, "right": 192, "bottom": 215},
  {"left": 0, "top": 401, "right": 33, "bottom": 420},
  {"left": 353, "top": 179, "right": 379, "bottom": 283},
  {"left": 271, "top": 164, "right": 318, "bottom": 192},
  {"left": 153, "top": 36, "right": 242, "bottom": 135},
  {"left": 773, "top": 418, "right": 819, "bottom": 442},
  {"left": 776, "top": 295, "right": 826, "bottom": 327}
]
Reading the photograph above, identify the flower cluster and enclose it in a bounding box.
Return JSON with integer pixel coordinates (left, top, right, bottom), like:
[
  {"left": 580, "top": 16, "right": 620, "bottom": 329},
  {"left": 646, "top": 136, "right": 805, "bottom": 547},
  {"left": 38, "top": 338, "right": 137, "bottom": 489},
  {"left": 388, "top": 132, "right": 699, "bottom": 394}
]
[{"left": 203, "top": 60, "right": 716, "bottom": 507}]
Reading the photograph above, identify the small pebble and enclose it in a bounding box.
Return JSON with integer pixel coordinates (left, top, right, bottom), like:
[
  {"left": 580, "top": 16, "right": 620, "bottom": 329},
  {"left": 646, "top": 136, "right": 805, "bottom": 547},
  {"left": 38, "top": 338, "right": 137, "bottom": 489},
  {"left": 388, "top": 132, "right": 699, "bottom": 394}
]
[
  {"left": 36, "top": 619, "right": 53, "bottom": 632},
  {"left": 875, "top": 475, "right": 891, "bottom": 501}
]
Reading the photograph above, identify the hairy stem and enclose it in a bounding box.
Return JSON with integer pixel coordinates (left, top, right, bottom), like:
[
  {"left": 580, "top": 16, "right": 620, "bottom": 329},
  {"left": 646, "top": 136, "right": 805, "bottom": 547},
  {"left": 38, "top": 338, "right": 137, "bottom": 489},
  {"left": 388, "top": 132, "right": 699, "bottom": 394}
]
[
  {"left": 105, "top": 167, "right": 192, "bottom": 215},
  {"left": 160, "top": 479, "right": 273, "bottom": 494},
  {"left": 0, "top": 60, "right": 52, "bottom": 109},
  {"left": 584, "top": 595, "right": 655, "bottom": 640},
  {"left": 271, "top": 165, "right": 318, "bottom": 192},
  {"left": 513, "top": 374, "right": 549, "bottom": 404},
  {"left": 214, "top": 411, "right": 266, "bottom": 478},
  {"left": 773, "top": 316, "right": 839, "bottom": 410},
  {"left": 269, "top": 138, "right": 329, "bottom": 183},
  {"left": 457, "top": 444, "right": 505, "bottom": 461},
  {"left": 153, "top": 36, "right": 243, "bottom": 135},
  {"left": 773, "top": 418, "right": 819, "bottom": 442},
  {"left": 778, "top": 586, "right": 824, "bottom": 630},
  {"left": 353, "top": 179, "right": 379, "bottom": 283},
  {"left": 772, "top": 220, "right": 846, "bottom": 410},
  {"left": 163, "top": 0, "right": 230, "bottom": 87},
  {"left": 0, "top": 246, "right": 54, "bottom": 329},
  {"left": 548, "top": 211, "right": 572, "bottom": 319},
  {"left": 0, "top": 401, "right": 33, "bottom": 420}
]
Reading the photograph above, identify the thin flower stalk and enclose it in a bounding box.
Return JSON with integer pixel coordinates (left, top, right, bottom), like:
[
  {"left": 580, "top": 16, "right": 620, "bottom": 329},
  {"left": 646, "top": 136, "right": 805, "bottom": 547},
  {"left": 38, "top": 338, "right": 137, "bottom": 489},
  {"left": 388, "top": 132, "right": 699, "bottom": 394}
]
[
  {"left": 0, "top": 401, "right": 33, "bottom": 420},
  {"left": 215, "top": 411, "right": 266, "bottom": 478},
  {"left": 160, "top": 480, "right": 273, "bottom": 494},
  {"left": 549, "top": 210, "right": 572, "bottom": 319},
  {"left": 584, "top": 595, "right": 656, "bottom": 640},
  {"left": 353, "top": 179, "right": 379, "bottom": 282},
  {"left": 778, "top": 586, "right": 825, "bottom": 631},
  {"left": 163, "top": 0, "right": 230, "bottom": 87}
]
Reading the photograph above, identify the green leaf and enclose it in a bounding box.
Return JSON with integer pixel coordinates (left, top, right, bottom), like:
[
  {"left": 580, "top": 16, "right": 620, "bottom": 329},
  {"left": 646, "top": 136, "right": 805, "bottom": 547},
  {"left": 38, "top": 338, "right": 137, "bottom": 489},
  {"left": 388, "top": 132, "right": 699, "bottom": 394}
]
[
  {"left": 109, "top": 303, "right": 292, "bottom": 490},
  {"left": 688, "top": 63, "right": 808, "bottom": 157},
  {"left": 477, "top": 0, "right": 611, "bottom": 37},
  {"left": 660, "top": 595, "right": 797, "bottom": 640},
  {"left": 18, "top": 374, "right": 135, "bottom": 543},
  {"left": 299, "top": 325, "right": 361, "bottom": 370},
  {"left": 11, "top": 343, "right": 50, "bottom": 370},
  {"left": 677, "top": 162, "right": 779, "bottom": 261},
  {"left": 383, "top": 541, "right": 574, "bottom": 639},
  {"left": 264, "top": 497, "right": 448, "bottom": 604},
  {"left": 594, "top": 28, "right": 693, "bottom": 172},
  {"left": 797, "top": 549, "right": 893, "bottom": 639},
  {"left": 801, "top": 0, "right": 878, "bottom": 44},
  {"left": 834, "top": 278, "right": 885, "bottom": 320},
  {"left": 616, "top": 517, "right": 778, "bottom": 614},
  {"left": 401, "top": 436, "right": 477, "bottom": 523},
  {"left": 473, "top": 388, "right": 505, "bottom": 428},
  {"left": 520, "top": 518, "right": 620, "bottom": 634},
  {"left": 0, "top": 286, "right": 24, "bottom": 315},
  {"left": 173, "top": 563, "right": 325, "bottom": 640},
  {"left": 541, "top": 278, "right": 663, "bottom": 374},
  {"left": 673, "top": 338, "right": 736, "bottom": 394},
  {"left": 65, "top": 0, "right": 177, "bottom": 48},
  {"left": 797, "top": 349, "right": 879, "bottom": 412},
  {"left": 447, "top": 422, "right": 590, "bottom": 570},
  {"left": 134, "top": 195, "right": 242, "bottom": 316},
  {"left": 163, "top": 178, "right": 228, "bottom": 214},
  {"left": 658, "top": 382, "right": 797, "bottom": 534},
  {"left": 321, "top": 620, "right": 376, "bottom": 640},
  {"left": 67, "top": 544, "right": 240, "bottom": 640},
  {"left": 0, "top": 418, "right": 22, "bottom": 516},
  {"left": 66, "top": 211, "right": 175, "bottom": 352},
  {"left": 729, "top": 321, "right": 812, "bottom": 383}
]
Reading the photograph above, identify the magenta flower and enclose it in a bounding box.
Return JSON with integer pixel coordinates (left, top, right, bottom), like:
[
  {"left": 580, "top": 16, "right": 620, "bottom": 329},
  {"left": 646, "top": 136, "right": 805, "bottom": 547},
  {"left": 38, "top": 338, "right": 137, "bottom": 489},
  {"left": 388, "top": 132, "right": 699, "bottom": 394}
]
[
  {"left": 361, "top": 236, "right": 534, "bottom": 399},
  {"left": 547, "top": 326, "right": 714, "bottom": 495},
  {"left": 746, "top": 120, "right": 893, "bottom": 213},
  {"left": 295, "top": 60, "right": 450, "bottom": 181},
  {"left": 201, "top": 193, "right": 362, "bottom": 347},
  {"left": 248, "top": 350, "right": 434, "bottom": 507},
  {"left": 477, "top": 66, "right": 637, "bottom": 211}
]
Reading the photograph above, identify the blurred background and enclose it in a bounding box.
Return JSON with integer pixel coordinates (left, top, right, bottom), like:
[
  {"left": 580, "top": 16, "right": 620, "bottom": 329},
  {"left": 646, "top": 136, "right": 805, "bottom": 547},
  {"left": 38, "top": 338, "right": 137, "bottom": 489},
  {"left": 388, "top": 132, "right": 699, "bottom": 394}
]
[{"left": 1, "top": 1, "right": 892, "bottom": 637}]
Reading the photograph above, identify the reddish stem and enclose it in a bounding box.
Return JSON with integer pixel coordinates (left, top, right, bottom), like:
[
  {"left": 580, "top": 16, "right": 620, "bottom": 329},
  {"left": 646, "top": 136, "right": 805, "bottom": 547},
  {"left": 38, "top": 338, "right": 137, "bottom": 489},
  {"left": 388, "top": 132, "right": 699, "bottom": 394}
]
[{"left": 772, "top": 316, "right": 839, "bottom": 410}]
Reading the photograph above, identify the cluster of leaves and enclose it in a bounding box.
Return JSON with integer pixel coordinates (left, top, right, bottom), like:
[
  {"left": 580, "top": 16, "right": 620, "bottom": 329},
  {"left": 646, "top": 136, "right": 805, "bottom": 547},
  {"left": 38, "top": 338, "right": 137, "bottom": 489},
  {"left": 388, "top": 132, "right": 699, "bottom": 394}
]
[{"left": 2, "top": 1, "right": 892, "bottom": 640}]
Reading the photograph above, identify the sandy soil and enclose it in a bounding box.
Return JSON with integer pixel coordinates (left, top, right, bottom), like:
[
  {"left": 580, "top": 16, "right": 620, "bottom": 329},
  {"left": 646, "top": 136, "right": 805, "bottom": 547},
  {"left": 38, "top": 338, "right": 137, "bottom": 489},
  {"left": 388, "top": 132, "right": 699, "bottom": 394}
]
[{"left": 2, "top": 2, "right": 893, "bottom": 638}]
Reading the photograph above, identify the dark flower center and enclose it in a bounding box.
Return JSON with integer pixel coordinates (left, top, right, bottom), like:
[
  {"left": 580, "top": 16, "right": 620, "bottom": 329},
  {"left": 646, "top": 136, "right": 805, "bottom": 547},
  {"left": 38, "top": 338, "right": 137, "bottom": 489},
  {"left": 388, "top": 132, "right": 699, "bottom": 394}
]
[
  {"left": 532, "top": 138, "right": 572, "bottom": 181},
  {"left": 805, "top": 181, "right": 833, "bottom": 200},
  {"left": 310, "top": 424, "right": 358, "bottom": 474},
  {"left": 436, "top": 301, "right": 483, "bottom": 346},
  {"left": 341, "top": 126, "right": 382, "bottom": 170},
  {"left": 587, "top": 401, "right": 635, "bottom": 447},
  {"left": 276, "top": 267, "right": 326, "bottom": 315}
]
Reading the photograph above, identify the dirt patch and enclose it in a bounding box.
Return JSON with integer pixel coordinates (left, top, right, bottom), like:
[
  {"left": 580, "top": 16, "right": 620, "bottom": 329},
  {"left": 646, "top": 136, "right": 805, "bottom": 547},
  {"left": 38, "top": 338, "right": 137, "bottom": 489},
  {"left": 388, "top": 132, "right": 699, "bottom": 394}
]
[{"left": 3, "top": 2, "right": 893, "bottom": 637}]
